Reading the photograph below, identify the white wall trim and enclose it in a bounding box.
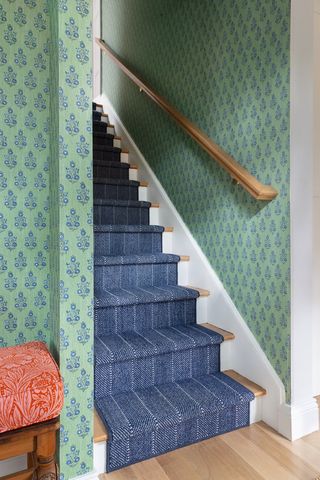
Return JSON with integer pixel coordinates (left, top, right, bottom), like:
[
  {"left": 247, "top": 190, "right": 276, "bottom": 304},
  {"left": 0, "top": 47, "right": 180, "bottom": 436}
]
[
  {"left": 278, "top": 399, "right": 320, "bottom": 441},
  {"left": 313, "top": 0, "right": 320, "bottom": 396},
  {"left": 70, "top": 471, "right": 99, "bottom": 480},
  {"left": 92, "top": 0, "right": 101, "bottom": 99},
  {"left": 70, "top": 440, "right": 106, "bottom": 479},
  {"left": 290, "top": 0, "right": 320, "bottom": 437},
  {"left": 70, "top": 470, "right": 99, "bottom": 480},
  {"left": 94, "top": 93, "right": 291, "bottom": 436}
]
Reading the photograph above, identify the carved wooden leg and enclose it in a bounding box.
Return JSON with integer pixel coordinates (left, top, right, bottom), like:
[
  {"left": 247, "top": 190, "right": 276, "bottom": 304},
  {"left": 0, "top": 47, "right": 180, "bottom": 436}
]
[{"left": 36, "top": 430, "right": 57, "bottom": 480}]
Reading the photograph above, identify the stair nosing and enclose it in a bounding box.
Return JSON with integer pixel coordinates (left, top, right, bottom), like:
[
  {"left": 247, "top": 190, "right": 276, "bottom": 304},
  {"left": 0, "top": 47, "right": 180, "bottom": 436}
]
[
  {"left": 200, "top": 323, "right": 235, "bottom": 341},
  {"left": 224, "top": 370, "right": 267, "bottom": 397}
]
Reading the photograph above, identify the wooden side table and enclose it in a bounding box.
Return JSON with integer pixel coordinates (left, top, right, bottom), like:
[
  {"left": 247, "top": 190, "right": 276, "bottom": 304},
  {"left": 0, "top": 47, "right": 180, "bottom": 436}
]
[{"left": 0, "top": 417, "right": 59, "bottom": 480}]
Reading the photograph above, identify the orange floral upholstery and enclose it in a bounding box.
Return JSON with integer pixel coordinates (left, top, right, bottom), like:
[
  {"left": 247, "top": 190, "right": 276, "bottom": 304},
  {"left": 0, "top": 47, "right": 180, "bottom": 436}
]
[{"left": 0, "top": 341, "right": 64, "bottom": 433}]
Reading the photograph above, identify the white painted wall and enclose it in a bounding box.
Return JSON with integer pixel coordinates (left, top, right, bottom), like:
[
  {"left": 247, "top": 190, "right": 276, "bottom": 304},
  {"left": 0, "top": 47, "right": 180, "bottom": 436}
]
[
  {"left": 93, "top": 0, "right": 101, "bottom": 99},
  {"left": 313, "top": 0, "right": 320, "bottom": 397},
  {"left": 289, "top": 0, "right": 319, "bottom": 439}
]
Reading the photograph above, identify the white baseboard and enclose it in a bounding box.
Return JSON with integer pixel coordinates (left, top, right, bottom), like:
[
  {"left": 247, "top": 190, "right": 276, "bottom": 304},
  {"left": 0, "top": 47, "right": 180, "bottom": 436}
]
[
  {"left": 70, "top": 464, "right": 101, "bottom": 480},
  {"left": 93, "top": 93, "right": 318, "bottom": 442},
  {"left": 93, "top": 440, "right": 107, "bottom": 476},
  {"left": 71, "top": 437, "right": 107, "bottom": 479},
  {"left": 70, "top": 472, "right": 99, "bottom": 480},
  {"left": 278, "top": 399, "right": 319, "bottom": 440}
]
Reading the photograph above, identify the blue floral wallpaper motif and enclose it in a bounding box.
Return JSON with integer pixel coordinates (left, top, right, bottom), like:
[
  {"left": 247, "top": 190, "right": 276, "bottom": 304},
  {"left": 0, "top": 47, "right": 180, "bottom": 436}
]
[
  {"left": 0, "top": 0, "right": 93, "bottom": 478},
  {"left": 49, "top": 1, "right": 93, "bottom": 478},
  {"left": 101, "top": 0, "right": 291, "bottom": 400},
  {"left": 0, "top": 0, "right": 51, "bottom": 348}
]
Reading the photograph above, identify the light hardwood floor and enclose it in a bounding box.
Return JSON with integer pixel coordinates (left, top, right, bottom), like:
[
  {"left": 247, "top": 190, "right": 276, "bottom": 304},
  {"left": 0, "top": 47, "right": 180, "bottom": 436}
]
[{"left": 100, "top": 421, "right": 320, "bottom": 480}]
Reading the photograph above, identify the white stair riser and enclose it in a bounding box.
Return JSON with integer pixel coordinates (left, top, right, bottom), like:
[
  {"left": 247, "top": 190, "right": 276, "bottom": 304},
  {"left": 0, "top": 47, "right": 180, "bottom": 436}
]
[
  {"left": 162, "top": 231, "right": 173, "bottom": 252},
  {"left": 129, "top": 168, "right": 138, "bottom": 181},
  {"left": 113, "top": 138, "right": 121, "bottom": 148},
  {"left": 250, "top": 397, "right": 262, "bottom": 424},
  {"left": 138, "top": 185, "right": 148, "bottom": 202},
  {"left": 177, "top": 260, "right": 189, "bottom": 285},
  {"left": 149, "top": 206, "right": 159, "bottom": 225},
  {"left": 120, "top": 151, "right": 129, "bottom": 163},
  {"left": 94, "top": 441, "right": 106, "bottom": 476}
]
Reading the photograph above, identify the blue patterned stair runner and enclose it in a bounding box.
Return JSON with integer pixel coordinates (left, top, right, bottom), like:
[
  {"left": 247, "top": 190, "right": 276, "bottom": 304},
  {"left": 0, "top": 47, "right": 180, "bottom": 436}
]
[{"left": 92, "top": 102, "right": 255, "bottom": 472}]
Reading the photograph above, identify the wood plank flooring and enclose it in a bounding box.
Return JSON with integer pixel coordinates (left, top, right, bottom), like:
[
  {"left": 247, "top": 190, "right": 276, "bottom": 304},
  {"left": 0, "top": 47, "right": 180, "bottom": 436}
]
[{"left": 100, "top": 421, "right": 320, "bottom": 480}]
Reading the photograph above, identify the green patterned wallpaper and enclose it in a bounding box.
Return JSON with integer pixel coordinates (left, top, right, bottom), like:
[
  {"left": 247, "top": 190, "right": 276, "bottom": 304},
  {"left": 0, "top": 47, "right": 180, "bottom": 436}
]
[
  {"left": 49, "top": 1, "right": 93, "bottom": 478},
  {"left": 101, "top": 0, "right": 291, "bottom": 400},
  {"left": 0, "top": 0, "right": 51, "bottom": 347},
  {"left": 0, "top": 1, "right": 93, "bottom": 478}
]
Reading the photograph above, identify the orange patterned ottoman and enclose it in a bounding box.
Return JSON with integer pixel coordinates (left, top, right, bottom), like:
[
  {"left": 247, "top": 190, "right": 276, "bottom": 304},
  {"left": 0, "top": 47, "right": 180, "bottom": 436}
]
[{"left": 0, "top": 341, "right": 64, "bottom": 433}]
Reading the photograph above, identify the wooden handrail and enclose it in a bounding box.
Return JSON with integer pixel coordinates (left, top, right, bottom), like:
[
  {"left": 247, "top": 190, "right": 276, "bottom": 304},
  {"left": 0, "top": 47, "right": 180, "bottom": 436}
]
[{"left": 96, "top": 38, "right": 278, "bottom": 201}]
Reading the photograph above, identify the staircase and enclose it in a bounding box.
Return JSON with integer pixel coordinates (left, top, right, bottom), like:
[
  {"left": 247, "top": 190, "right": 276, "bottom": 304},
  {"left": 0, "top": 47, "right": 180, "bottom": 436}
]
[{"left": 92, "top": 102, "right": 265, "bottom": 472}]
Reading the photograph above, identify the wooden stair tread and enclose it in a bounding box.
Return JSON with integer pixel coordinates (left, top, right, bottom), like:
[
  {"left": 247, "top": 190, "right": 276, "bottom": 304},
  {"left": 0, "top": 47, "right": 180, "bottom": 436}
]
[
  {"left": 139, "top": 180, "right": 149, "bottom": 187},
  {"left": 180, "top": 255, "right": 190, "bottom": 262},
  {"left": 185, "top": 286, "right": 210, "bottom": 297},
  {"left": 201, "top": 323, "right": 235, "bottom": 341},
  {"left": 164, "top": 226, "right": 173, "bottom": 232},
  {"left": 151, "top": 203, "right": 160, "bottom": 208},
  {"left": 94, "top": 409, "right": 108, "bottom": 442},
  {"left": 224, "top": 370, "right": 267, "bottom": 397},
  {"left": 129, "top": 164, "right": 138, "bottom": 170}
]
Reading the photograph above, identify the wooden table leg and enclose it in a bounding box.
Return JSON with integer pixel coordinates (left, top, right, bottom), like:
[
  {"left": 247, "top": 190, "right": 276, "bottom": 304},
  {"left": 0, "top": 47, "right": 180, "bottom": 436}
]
[
  {"left": 27, "top": 452, "right": 35, "bottom": 469},
  {"left": 35, "top": 430, "right": 58, "bottom": 480}
]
